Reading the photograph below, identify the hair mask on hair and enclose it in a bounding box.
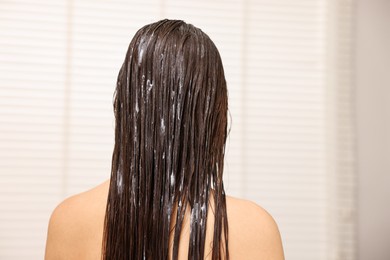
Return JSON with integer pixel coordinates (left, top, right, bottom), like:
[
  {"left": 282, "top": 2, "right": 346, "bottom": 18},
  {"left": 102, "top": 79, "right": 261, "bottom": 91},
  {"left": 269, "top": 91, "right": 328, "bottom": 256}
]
[{"left": 102, "top": 19, "right": 229, "bottom": 260}]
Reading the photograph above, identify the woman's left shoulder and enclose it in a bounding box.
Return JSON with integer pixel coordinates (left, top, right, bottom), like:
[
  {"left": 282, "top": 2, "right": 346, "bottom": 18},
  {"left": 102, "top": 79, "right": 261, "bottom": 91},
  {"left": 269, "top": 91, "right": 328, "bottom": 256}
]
[{"left": 44, "top": 180, "right": 109, "bottom": 260}]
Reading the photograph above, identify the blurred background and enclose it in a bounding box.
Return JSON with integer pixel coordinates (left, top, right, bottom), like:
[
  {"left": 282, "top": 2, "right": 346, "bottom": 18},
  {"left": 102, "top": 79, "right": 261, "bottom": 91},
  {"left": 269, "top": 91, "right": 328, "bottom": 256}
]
[{"left": 0, "top": 0, "right": 388, "bottom": 259}]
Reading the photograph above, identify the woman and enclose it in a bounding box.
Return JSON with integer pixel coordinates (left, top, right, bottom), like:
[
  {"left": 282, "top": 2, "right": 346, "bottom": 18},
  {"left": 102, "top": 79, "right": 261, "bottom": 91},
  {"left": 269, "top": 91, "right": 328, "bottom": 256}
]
[{"left": 45, "top": 19, "right": 284, "bottom": 260}]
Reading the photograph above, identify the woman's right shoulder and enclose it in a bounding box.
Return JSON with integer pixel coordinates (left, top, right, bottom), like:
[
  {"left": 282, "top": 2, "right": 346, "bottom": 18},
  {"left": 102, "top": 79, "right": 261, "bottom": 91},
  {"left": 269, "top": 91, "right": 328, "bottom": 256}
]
[{"left": 225, "top": 195, "right": 285, "bottom": 259}]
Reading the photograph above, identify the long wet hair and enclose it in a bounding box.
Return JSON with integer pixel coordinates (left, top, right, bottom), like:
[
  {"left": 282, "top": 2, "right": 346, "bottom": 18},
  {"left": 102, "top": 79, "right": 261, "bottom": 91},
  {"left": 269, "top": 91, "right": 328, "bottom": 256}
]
[{"left": 102, "top": 19, "right": 229, "bottom": 260}]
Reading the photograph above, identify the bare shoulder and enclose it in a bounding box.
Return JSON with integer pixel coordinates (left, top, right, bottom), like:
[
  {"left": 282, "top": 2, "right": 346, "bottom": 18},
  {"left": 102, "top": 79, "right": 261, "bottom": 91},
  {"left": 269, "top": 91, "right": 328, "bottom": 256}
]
[
  {"left": 44, "top": 180, "right": 109, "bottom": 260},
  {"left": 225, "top": 195, "right": 285, "bottom": 260}
]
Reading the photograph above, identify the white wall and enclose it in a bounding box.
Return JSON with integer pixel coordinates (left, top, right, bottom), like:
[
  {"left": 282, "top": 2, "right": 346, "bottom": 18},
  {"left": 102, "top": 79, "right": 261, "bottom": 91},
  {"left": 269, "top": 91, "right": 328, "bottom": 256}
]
[{"left": 356, "top": 0, "right": 390, "bottom": 259}]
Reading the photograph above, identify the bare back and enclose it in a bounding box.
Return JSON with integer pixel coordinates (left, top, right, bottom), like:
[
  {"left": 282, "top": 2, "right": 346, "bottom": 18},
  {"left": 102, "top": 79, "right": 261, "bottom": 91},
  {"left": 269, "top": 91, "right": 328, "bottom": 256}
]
[{"left": 45, "top": 180, "right": 284, "bottom": 259}]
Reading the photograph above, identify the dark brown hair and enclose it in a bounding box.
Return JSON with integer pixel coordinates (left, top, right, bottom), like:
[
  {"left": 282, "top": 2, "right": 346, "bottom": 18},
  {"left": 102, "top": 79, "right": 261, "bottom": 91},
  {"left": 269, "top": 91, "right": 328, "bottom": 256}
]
[{"left": 103, "top": 19, "right": 229, "bottom": 260}]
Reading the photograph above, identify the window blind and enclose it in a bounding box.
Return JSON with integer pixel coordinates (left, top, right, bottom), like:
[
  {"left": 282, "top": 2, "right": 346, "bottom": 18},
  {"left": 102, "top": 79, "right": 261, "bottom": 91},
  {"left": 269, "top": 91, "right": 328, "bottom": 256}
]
[
  {"left": 0, "top": 0, "right": 356, "bottom": 259},
  {"left": 0, "top": 1, "right": 67, "bottom": 258}
]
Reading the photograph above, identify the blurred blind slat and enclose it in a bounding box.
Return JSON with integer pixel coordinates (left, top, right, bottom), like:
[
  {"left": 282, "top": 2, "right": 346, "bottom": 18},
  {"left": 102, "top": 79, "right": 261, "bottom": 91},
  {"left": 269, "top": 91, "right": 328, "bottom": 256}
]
[
  {"left": 326, "top": 1, "right": 357, "bottom": 260},
  {"left": 243, "top": 1, "right": 328, "bottom": 259},
  {"left": 0, "top": 0, "right": 68, "bottom": 258},
  {"left": 0, "top": 0, "right": 356, "bottom": 259}
]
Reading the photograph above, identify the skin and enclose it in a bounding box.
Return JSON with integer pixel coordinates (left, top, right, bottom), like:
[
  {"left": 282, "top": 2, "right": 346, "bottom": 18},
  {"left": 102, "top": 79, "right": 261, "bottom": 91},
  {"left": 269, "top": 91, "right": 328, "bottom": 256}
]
[{"left": 45, "top": 180, "right": 285, "bottom": 260}]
